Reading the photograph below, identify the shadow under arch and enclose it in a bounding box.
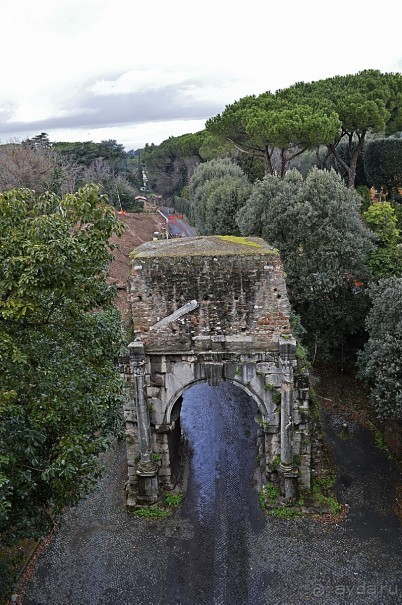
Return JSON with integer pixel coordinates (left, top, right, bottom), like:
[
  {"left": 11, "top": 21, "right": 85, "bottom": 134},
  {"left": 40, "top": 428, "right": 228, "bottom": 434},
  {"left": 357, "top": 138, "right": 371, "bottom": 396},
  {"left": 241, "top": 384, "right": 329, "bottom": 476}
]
[{"left": 165, "top": 377, "right": 269, "bottom": 426}]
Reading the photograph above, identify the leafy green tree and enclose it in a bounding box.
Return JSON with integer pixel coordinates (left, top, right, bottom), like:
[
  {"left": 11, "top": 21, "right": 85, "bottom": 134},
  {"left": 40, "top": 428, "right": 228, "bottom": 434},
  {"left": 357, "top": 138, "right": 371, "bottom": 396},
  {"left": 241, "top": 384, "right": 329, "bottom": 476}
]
[
  {"left": 236, "top": 152, "right": 265, "bottom": 183},
  {"left": 238, "top": 168, "right": 373, "bottom": 354},
  {"left": 97, "top": 139, "right": 126, "bottom": 160},
  {"left": 169, "top": 132, "right": 205, "bottom": 161},
  {"left": 363, "top": 138, "right": 402, "bottom": 194},
  {"left": 358, "top": 278, "right": 402, "bottom": 420},
  {"left": 189, "top": 157, "right": 247, "bottom": 196},
  {"left": 303, "top": 71, "right": 401, "bottom": 188},
  {"left": 206, "top": 92, "right": 340, "bottom": 177},
  {"left": 197, "top": 131, "right": 234, "bottom": 161},
  {"left": 0, "top": 185, "right": 124, "bottom": 536},
  {"left": 0, "top": 141, "right": 85, "bottom": 197},
  {"left": 189, "top": 159, "right": 251, "bottom": 234},
  {"left": 53, "top": 139, "right": 142, "bottom": 191},
  {"left": 204, "top": 177, "right": 252, "bottom": 235},
  {"left": 52, "top": 141, "right": 101, "bottom": 167},
  {"left": 139, "top": 130, "right": 234, "bottom": 204},
  {"left": 278, "top": 70, "right": 402, "bottom": 188},
  {"left": 22, "top": 132, "right": 52, "bottom": 149},
  {"left": 155, "top": 130, "right": 232, "bottom": 163},
  {"left": 355, "top": 185, "right": 373, "bottom": 214},
  {"left": 142, "top": 138, "right": 196, "bottom": 200},
  {"left": 53, "top": 139, "right": 127, "bottom": 171},
  {"left": 390, "top": 198, "right": 402, "bottom": 237},
  {"left": 363, "top": 202, "right": 402, "bottom": 278}
]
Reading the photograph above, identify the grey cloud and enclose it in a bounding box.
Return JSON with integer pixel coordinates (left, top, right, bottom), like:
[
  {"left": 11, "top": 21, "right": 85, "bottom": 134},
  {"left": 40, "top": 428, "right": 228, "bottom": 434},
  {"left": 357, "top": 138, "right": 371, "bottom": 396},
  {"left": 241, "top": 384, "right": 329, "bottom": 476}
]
[
  {"left": 0, "top": 108, "right": 15, "bottom": 123},
  {"left": 0, "top": 80, "right": 223, "bottom": 136}
]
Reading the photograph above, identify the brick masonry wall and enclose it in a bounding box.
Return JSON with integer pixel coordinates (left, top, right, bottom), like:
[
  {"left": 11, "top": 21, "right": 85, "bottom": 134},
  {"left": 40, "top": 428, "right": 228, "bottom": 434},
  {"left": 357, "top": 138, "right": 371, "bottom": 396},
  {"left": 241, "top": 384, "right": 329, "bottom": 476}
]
[{"left": 130, "top": 247, "right": 291, "bottom": 353}]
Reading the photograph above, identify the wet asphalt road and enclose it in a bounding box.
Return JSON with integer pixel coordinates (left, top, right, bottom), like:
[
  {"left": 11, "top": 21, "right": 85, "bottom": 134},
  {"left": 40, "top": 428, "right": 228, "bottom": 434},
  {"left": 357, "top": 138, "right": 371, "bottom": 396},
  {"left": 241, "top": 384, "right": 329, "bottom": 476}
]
[{"left": 22, "top": 383, "right": 401, "bottom": 605}]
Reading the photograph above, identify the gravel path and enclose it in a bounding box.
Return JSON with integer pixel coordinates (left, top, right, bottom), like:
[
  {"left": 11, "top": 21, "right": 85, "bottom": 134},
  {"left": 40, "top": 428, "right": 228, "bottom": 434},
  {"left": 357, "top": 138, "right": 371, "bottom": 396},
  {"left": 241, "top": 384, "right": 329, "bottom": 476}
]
[{"left": 21, "top": 383, "right": 401, "bottom": 605}]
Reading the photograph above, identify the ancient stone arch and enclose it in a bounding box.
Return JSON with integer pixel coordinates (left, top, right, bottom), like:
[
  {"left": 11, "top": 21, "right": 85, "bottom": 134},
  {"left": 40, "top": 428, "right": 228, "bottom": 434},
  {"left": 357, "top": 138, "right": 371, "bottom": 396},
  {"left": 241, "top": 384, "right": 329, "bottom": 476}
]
[
  {"left": 121, "top": 236, "right": 311, "bottom": 507},
  {"left": 165, "top": 375, "right": 268, "bottom": 425}
]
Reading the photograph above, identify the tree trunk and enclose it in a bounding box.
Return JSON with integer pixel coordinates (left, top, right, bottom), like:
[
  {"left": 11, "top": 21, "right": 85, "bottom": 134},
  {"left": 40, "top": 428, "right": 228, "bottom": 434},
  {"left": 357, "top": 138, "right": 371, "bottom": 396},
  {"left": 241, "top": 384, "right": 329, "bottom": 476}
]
[
  {"left": 327, "top": 143, "right": 352, "bottom": 185},
  {"left": 264, "top": 146, "right": 273, "bottom": 176},
  {"left": 316, "top": 145, "right": 332, "bottom": 169},
  {"left": 280, "top": 149, "right": 286, "bottom": 178},
  {"left": 347, "top": 133, "right": 366, "bottom": 189}
]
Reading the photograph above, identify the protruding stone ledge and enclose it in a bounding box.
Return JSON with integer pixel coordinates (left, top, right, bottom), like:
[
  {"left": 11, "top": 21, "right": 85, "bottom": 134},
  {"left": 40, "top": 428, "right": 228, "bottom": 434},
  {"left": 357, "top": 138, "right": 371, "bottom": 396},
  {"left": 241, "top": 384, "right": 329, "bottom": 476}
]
[
  {"left": 154, "top": 422, "right": 176, "bottom": 433},
  {"left": 263, "top": 424, "right": 280, "bottom": 434}
]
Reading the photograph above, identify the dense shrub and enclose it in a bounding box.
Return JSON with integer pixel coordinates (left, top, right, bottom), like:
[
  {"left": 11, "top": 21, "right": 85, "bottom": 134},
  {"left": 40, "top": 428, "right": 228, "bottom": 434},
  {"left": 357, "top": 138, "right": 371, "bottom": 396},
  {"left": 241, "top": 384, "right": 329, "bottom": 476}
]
[
  {"left": 364, "top": 138, "right": 402, "bottom": 193},
  {"left": 363, "top": 202, "right": 402, "bottom": 278},
  {"left": 189, "top": 159, "right": 251, "bottom": 234},
  {"left": 238, "top": 168, "right": 373, "bottom": 355},
  {"left": 358, "top": 278, "right": 402, "bottom": 420}
]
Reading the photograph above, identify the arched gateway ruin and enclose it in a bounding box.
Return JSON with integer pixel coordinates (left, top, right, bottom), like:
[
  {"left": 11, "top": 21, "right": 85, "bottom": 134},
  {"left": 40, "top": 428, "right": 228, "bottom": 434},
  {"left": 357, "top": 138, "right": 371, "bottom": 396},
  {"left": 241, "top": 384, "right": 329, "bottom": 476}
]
[{"left": 120, "top": 236, "right": 311, "bottom": 507}]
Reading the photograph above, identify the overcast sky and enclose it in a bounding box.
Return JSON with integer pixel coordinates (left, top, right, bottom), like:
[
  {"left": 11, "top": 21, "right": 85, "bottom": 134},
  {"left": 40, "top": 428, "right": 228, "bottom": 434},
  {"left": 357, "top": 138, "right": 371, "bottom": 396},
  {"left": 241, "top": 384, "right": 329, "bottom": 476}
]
[{"left": 0, "top": 0, "right": 400, "bottom": 150}]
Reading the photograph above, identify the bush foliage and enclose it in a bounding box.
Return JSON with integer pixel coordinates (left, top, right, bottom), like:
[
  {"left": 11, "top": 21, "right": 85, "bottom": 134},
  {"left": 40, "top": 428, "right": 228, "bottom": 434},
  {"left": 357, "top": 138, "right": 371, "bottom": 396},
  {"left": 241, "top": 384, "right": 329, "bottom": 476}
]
[
  {"left": 358, "top": 278, "right": 402, "bottom": 420},
  {"left": 0, "top": 185, "right": 124, "bottom": 537},
  {"left": 238, "top": 168, "right": 373, "bottom": 354}
]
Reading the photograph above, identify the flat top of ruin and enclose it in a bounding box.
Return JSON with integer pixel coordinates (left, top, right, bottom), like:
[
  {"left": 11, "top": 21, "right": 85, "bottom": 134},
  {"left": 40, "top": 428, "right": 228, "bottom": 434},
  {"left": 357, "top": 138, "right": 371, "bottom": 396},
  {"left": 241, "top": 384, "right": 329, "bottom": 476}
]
[{"left": 131, "top": 236, "right": 278, "bottom": 259}]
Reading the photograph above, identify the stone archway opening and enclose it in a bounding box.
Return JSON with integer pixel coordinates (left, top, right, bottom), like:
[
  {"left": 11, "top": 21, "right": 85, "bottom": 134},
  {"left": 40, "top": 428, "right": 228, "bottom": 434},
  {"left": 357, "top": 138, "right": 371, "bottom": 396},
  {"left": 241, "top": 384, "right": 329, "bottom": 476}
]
[{"left": 165, "top": 380, "right": 264, "bottom": 494}]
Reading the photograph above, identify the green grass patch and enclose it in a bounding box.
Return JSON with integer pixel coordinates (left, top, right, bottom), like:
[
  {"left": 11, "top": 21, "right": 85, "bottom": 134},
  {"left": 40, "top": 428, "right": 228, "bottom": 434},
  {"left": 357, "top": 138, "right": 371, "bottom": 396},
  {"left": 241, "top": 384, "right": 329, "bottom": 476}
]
[
  {"left": 131, "top": 504, "right": 171, "bottom": 519},
  {"left": 130, "top": 490, "right": 184, "bottom": 519},
  {"left": 257, "top": 416, "right": 270, "bottom": 428},
  {"left": 312, "top": 477, "right": 342, "bottom": 514},
  {"left": 374, "top": 430, "right": 390, "bottom": 455},
  {"left": 267, "top": 507, "right": 302, "bottom": 519},
  {"left": 131, "top": 236, "right": 279, "bottom": 259},
  {"left": 259, "top": 482, "right": 279, "bottom": 508},
  {"left": 268, "top": 454, "right": 281, "bottom": 471},
  {"left": 165, "top": 491, "right": 183, "bottom": 507},
  {"left": 259, "top": 473, "right": 342, "bottom": 519},
  {"left": 218, "top": 236, "right": 263, "bottom": 248},
  {"left": 264, "top": 383, "right": 281, "bottom": 404}
]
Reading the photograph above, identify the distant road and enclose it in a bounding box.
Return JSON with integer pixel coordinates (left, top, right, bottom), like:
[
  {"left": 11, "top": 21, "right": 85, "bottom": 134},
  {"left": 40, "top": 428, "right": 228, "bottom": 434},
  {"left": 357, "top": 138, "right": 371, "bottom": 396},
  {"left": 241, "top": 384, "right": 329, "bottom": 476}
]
[{"left": 168, "top": 215, "right": 196, "bottom": 238}]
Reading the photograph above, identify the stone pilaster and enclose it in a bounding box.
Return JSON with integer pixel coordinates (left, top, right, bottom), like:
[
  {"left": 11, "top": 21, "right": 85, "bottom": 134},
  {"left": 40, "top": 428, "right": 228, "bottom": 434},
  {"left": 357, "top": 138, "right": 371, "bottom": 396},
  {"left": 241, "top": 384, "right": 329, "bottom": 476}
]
[
  {"left": 128, "top": 341, "right": 158, "bottom": 504},
  {"left": 279, "top": 337, "right": 298, "bottom": 504}
]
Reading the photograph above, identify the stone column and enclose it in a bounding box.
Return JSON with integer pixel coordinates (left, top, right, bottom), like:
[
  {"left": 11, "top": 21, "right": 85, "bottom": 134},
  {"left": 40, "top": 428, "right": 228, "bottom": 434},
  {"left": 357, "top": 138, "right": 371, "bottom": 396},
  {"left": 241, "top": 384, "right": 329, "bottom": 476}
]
[
  {"left": 280, "top": 358, "right": 294, "bottom": 469},
  {"left": 279, "top": 337, "right": 298, "bottom": 504},
  {"left": 129, "top": 341, "right": 159, "bottom": 504}
]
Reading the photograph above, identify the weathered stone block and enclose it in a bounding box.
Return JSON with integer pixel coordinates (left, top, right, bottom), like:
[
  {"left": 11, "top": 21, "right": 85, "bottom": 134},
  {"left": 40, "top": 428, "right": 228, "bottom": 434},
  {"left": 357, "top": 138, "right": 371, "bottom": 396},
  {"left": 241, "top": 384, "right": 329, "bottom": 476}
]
[
  {"left": 265, "top": 373, "right": 282, "bottom": 388},
  {"left": 293, "top": 432, "right": 302, "bottom": 455},
  {"left": 150, "top": 372, "right": 165, "bottom": 386},
  {"left": 293, "top": 409, "right": 302, "bottom": 425},
  {"left": 223, "top": 362, "right": 241, "bottom": 381},
  {"left": 146, "top": 386, "right": 161, "bottom": 398},
  {"left": 123, "top": 410, "right": 136, "bottom": 422}
]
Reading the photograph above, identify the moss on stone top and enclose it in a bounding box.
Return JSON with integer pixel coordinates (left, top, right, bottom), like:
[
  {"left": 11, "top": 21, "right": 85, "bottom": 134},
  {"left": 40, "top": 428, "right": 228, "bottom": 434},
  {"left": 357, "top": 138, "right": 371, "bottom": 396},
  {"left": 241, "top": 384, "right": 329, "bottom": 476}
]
[
  {"left": 218, "top": 236, "right": 263, "bottom": 248},
  {"left": 130, "top": 236, "right": 278, "bottom": 259}
]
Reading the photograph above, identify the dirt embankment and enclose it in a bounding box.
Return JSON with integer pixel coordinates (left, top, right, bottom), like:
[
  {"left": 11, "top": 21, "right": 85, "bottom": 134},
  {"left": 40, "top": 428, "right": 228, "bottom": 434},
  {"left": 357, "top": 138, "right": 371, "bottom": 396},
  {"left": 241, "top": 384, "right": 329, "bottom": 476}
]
[{"left": 108, "top": 212, "right": 164, "bottom": 323}]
